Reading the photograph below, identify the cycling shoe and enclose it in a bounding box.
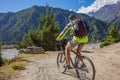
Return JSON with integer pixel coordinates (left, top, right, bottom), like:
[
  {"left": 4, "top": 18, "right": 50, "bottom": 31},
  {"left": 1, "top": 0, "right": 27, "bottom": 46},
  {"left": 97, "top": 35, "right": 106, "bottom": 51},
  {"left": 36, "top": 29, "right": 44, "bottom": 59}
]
[{"left": 63, "top": 64, "right": 72, "bottom": 69}]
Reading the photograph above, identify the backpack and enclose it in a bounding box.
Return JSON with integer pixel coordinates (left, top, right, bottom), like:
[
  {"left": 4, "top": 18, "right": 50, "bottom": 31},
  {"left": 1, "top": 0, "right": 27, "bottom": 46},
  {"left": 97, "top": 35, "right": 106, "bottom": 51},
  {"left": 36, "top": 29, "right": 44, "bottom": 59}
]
[{"left": 72, "top": 19, "right": 89, "bottom": 37}]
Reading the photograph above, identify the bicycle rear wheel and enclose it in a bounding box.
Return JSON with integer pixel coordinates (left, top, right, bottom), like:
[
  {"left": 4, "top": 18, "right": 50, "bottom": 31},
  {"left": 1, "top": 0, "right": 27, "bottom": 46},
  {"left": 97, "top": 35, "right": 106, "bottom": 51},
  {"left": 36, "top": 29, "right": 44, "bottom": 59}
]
[
  {"left": 57, "top": 51, "right": 66, "bottom": 73},
  {"left": 76, "top": 56, "right": 95, "bottom": 80}
]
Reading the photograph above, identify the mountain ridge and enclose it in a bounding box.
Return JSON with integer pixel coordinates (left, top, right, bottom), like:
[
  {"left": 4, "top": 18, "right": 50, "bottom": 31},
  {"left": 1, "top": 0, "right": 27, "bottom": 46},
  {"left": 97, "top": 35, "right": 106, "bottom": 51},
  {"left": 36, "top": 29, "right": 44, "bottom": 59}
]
[
  {"left": 0, "top": 6, "right": 108, "bottom": 44},
  {"left": 89, "top": 1, "right": 120, "bottom": 23}
]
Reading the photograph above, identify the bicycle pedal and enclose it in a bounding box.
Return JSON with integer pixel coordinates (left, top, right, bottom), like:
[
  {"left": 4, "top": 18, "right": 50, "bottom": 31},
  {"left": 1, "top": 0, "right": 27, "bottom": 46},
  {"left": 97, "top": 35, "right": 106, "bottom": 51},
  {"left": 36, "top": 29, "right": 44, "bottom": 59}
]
[{"left": 63, "top": 64, "right": 73, "bottom": 69}]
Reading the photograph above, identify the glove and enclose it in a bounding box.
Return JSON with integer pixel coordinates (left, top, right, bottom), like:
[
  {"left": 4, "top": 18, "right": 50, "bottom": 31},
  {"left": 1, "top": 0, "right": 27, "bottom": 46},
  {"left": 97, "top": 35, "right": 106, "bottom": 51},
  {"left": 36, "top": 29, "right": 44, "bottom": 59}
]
[{"left": 56, "top": 36, "right": 62, "bottom": 41}]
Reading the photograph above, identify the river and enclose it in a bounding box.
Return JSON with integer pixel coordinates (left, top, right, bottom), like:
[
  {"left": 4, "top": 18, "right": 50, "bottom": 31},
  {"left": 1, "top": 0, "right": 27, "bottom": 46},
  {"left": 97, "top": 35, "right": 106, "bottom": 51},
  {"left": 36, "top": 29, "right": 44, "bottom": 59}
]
[
  {"left": 1, "top": 43, "right": 100, "bottom": 60},
  {"left": 1, "top": 48, "right": 19, "bottom": 60},
  {"left": 82, "top": 43, "right": 100, "bottom": 50}
]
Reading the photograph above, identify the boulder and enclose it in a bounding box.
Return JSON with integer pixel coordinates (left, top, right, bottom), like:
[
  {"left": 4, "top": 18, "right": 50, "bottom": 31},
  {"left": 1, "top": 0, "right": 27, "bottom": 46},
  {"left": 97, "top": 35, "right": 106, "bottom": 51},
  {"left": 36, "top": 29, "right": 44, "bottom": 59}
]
[{"left": 21, "top": 46, "right": 45, "bottom": 54}]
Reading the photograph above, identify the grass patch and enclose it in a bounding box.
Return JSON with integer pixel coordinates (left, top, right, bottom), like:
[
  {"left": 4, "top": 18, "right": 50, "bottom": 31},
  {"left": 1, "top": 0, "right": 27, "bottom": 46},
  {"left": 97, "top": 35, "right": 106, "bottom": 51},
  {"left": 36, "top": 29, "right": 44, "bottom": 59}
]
[
  {"left": 11, "top": 62, "right": 26, "bottom": 70},
  {"left": 0, "top": 53, "right": 44, "bottom": 80}
]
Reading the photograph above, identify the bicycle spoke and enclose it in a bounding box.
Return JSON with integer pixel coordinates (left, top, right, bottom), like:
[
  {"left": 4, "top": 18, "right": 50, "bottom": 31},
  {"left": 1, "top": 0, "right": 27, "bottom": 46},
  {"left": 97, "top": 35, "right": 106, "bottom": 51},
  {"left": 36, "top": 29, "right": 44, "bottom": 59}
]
[{"left": 76, "top": 56, "right": 95, "bottom": 80}]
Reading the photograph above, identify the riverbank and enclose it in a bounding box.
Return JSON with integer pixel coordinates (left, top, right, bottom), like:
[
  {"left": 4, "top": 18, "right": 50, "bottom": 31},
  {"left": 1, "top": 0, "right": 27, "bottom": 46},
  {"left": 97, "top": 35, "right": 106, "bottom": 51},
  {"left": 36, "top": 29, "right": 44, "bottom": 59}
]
[
  {"left": 1, "top": 43, "right": 100, "bottom": 60},
  {"left": 0, "top": 43, "right": 100, "bottom": 80},
  {"left": 0, "top": 53, "right": 44, "bottom": 80},
  {"left": 0, "top": 42, "right": 120, "bottom": 80},
  {"left": 11, "top": 42, "right": 120, "bottom": 80}
]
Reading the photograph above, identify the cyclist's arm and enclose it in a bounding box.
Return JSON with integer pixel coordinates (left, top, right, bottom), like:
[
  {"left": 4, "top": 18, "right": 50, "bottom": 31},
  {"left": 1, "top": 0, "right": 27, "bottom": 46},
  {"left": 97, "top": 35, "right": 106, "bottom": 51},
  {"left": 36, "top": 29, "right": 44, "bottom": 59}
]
[{"left": 56, "top": 24, "right": 72, "bottom": 41}]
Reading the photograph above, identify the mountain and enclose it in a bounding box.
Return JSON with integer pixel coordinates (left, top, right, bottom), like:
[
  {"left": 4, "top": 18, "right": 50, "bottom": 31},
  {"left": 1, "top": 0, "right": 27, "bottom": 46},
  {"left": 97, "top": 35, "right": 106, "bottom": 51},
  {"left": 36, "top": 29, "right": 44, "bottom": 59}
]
[
  {"left": 89, "top": 1, "right": 120, "bottom": 23},
  {"left": 0, "top": 6, "right": 108, "bottom": 44}
]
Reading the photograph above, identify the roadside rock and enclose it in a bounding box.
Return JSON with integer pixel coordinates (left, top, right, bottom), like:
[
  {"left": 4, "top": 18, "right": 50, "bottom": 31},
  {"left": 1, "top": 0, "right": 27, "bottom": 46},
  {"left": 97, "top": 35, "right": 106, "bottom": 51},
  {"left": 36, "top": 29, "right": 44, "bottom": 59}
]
[{"left": 20, "top": 46, "right": 45, "bottom": 54}]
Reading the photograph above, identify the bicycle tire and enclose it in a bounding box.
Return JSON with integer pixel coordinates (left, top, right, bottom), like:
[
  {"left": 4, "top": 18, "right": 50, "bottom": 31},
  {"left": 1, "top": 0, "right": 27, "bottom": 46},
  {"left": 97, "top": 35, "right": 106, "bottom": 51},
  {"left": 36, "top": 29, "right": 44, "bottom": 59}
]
[
  {"left": 57, "top": 52, "right": 67, "bottom": 73},
  {"left": 76, "top": 56, "right": 96, "bottom": 80}
]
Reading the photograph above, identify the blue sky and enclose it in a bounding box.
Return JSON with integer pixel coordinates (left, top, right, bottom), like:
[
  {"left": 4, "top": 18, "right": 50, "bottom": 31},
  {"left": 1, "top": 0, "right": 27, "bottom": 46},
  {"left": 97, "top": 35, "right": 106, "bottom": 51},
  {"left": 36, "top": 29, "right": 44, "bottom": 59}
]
[
  {"left": 0, "top": 0, "right": 119, "bottom": 13},
  {"left": 0, "top": 0, "right": 94, "bottom": 13}
]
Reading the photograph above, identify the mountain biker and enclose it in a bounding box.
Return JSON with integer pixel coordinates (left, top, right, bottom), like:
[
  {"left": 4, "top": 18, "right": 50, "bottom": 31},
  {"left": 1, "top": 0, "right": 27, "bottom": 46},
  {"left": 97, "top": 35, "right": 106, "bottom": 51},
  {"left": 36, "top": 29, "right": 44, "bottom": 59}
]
[{"left": 56, "top": 13, "right": 88, "bottom": 69}]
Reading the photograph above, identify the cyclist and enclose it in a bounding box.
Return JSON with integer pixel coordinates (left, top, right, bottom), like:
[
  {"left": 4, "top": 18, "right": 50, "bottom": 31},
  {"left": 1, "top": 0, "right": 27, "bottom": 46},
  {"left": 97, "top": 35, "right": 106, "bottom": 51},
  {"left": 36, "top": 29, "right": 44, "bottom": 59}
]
[{"left": 56, "top": 14, "right": 88, "bottom": 69}]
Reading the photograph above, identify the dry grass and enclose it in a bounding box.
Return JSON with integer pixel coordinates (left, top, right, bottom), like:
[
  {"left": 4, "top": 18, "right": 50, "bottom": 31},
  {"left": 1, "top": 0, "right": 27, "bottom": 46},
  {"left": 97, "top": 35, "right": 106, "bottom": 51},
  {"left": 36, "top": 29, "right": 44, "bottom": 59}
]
[{"left": 0, "top": 53, "right": 44, "bottom": 80}]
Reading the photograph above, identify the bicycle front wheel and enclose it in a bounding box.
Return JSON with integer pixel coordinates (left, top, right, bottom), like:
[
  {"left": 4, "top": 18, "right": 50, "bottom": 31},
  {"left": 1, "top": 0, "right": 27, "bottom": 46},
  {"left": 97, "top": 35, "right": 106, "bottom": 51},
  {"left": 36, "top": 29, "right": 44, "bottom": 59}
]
[
  {"left": 57, "top": 51, "right": 66, "bottom": 73},
  {"left": 76, "top": 56, "right": 95, "bottom": 80}
]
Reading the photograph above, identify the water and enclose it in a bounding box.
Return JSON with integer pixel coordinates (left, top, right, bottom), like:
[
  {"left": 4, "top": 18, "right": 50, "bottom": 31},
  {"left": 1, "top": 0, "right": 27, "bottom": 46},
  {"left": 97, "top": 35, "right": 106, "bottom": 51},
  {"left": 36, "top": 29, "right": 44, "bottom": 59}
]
[
  {"left": 1, "top": 48, "right": 19, "bottom": 60},
  {"left": 82, "top": 43, "right": 100, "bottom": 50},
  {"left": 1, "top": 44, "right": 100, "bottom": 59}
]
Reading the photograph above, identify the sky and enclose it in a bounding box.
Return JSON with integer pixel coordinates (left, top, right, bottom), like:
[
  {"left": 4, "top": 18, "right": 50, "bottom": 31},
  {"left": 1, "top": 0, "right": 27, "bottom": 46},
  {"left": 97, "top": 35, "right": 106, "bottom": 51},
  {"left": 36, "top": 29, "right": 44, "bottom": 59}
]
[{"left": 0, "top": 0, "right": 120, "bottom": 13}]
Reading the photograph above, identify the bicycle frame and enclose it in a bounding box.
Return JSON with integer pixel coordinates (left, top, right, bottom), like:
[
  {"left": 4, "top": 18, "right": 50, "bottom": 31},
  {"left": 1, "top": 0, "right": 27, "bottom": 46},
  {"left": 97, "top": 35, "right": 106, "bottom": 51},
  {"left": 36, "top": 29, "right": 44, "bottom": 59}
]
[
  {"left": 58, "top": 39, "right": 80, "bottom": 67},
  {"left": 57, "top": 40, "right": 96, "bottom": 80}
]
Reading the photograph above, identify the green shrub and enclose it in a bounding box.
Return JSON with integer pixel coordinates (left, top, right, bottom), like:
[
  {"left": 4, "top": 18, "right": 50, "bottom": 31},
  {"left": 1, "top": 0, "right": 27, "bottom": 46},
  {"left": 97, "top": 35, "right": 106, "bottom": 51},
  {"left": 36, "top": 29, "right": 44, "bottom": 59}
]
[
  {"left": 0, "top": 78, "right": 5, "bottom": 80},
  {"left": 100, "top": 23, "right": 120, "bottom": 48},
  {"left": 100, "top": 41, "right": 114, "bottom": 48},
  {"left": 1, "top": 59, "right": 9, "bottom": 65},
  {"left": 11, "top": 63, "right": 24, "bottom": 70}
]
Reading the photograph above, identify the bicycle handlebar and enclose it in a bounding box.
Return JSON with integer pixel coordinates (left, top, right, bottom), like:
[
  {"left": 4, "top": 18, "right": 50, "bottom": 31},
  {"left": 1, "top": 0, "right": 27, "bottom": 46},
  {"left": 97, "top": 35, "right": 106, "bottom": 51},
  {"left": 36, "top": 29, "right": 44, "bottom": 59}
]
[{"left": 56, "top": 39, "right": 68, "bottom": 50}]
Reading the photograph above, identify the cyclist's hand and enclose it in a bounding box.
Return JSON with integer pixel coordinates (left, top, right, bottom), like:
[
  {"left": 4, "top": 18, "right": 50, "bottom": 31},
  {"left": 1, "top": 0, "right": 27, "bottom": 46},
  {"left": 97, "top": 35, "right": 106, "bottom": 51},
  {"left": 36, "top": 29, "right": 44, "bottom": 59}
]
[
  {"left": 56, "top": 36, "right": 62, "bottom": 41},
  {"left": 56, "top": 37, "right": 60, "bottom": 41}
]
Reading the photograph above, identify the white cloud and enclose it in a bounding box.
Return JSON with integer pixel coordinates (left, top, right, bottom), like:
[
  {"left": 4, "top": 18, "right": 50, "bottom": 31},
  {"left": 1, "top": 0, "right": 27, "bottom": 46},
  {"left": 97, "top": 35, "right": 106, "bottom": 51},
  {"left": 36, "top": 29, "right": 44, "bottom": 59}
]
[
  {"left": 77, "top": 0, "right": 120, "bottom": 13},
  {"left": 69, "top": 9, "right": 75, "bottom": 12}
]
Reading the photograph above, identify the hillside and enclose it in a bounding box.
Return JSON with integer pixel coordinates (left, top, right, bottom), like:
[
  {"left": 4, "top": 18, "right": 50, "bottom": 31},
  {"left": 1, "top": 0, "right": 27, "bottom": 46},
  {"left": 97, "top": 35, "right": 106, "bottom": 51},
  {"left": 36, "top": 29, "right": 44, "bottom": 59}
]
[
  {"left": 0, "top": 6, "right": 108, "bottom": 44},
  {"left": 89, "top": 1, "right": 120, "bottom": 23}
]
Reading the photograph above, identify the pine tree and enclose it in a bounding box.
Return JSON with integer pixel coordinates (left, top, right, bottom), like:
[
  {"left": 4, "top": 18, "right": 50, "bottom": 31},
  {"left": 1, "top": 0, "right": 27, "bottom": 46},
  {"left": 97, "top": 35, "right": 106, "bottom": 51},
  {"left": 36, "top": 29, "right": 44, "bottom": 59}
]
[
  {"left": 21, "top": 27, "right": 35, "bottom": 48},
  {"left": 34, "top": 26, "right": 43, "bottom": 47},
  {"left": 107, "top": 23, "right": 119, "bottom": 42},
  {"left": 100, "top": 23, "right": 120, "bottom": 48},
  {"left": 17, "top": 5, "right": 60, "bottom": 50},
  {"left": 38, "top": 5, "right": 60, "bottom": 50}
]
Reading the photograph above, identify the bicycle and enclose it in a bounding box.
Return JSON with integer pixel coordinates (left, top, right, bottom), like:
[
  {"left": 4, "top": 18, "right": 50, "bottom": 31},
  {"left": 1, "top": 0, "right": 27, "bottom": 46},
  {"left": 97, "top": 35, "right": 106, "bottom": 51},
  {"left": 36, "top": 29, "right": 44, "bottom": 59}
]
[{"left": 57, "top": 39, "right": 95, "bottom": 80}]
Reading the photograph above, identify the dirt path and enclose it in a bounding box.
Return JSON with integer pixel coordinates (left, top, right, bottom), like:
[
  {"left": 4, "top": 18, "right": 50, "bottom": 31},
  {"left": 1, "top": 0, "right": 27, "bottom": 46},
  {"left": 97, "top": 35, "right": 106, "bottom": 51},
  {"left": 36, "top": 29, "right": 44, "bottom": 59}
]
[{"left": 12, "top": 43, "right": 120, "bottom": 80}]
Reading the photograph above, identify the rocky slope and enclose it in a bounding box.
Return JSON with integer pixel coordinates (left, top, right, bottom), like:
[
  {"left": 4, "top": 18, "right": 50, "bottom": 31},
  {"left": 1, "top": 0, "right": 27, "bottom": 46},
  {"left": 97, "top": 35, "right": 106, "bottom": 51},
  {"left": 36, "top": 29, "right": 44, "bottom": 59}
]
[{"left": 89, "top": 1, "right": 120, "bottom": 23}]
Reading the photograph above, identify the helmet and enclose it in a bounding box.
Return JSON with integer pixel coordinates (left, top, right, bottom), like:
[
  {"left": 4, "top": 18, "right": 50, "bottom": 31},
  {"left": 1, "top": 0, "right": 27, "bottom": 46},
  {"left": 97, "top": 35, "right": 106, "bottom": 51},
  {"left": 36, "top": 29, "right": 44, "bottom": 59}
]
[{"left": 68, "top": 13, "right": 76, "bottom": 20}]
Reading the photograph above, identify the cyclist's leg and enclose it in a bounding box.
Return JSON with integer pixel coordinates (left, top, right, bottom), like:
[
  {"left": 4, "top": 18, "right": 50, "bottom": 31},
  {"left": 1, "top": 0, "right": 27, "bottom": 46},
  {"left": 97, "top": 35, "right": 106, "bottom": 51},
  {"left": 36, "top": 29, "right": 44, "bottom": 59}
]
[
  {"left": 65, "top": 39, "right": 77, "bottom": 67},
  {"left": 77, "top": 43, "right": 86, "bottom": 56},
  {"left": 77, "top": 43, "right": 86, "bottom": 64}
]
